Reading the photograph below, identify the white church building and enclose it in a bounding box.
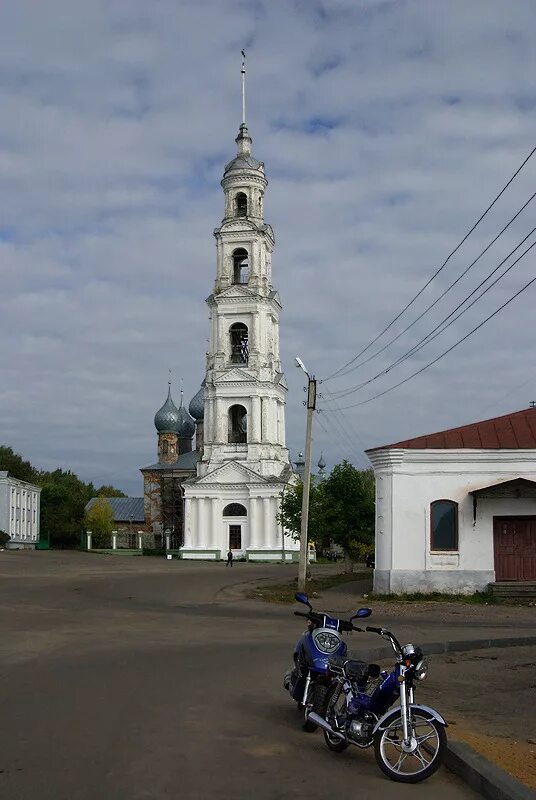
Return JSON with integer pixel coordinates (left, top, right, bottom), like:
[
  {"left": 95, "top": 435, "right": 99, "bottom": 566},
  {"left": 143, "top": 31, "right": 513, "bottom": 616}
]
[
  {"left": 366, "top": 407, "right": 536, "bottom": 594},
  {"left": 179, "top": 119, "right": 298, "bottom": 561}
]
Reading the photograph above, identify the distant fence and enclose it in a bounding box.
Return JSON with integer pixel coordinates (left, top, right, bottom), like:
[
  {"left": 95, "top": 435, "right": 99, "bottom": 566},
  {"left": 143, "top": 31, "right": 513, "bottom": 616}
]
[{"left": 83, "top": 530, "right": 181, "bottom": 552}]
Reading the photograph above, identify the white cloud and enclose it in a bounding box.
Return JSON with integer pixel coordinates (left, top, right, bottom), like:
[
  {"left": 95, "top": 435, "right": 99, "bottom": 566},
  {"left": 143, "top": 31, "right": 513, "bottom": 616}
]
[{"left": 1, "top": 0, "right": 535, "bottom": 493}]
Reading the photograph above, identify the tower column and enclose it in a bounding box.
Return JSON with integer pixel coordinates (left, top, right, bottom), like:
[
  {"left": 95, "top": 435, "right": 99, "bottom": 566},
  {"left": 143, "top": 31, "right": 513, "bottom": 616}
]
[
  {"left": 197, "top": 497, "right": 207, "bottom": 548},
  {"left": 183, "top": 497, "right": 192, "bottom": 547},
  {"left": 262, "top": 497, "right": 272, "bottom": 548},
  {"left": 189, "top": 498, "right": 198, "bottom": 548},
  {"left": 251, "top": 396, "right": 261, "bottom": 442},
  {"left": 216, "top": 399, "right": 226, "bottom": 443},
  {"left": 211, "top": 498, "right": 219, "bottom": 550},
  {"left": 249, "top": 496, "right": 258, "bottom": 547}
]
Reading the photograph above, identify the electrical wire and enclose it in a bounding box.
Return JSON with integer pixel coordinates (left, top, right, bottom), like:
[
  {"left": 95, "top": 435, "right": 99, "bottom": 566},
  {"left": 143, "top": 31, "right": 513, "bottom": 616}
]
[
  {"left": 322, "top": 145, "right": 536, "bottom": 383},
  {"left": 326, "top": 189, "right": 536, "bottom": 382},
  {"left": 326, "top": 232, "right": 536, "bottom": 400},
  {"left": 326, "top": 272, "right": 536, "bottom": 410}
]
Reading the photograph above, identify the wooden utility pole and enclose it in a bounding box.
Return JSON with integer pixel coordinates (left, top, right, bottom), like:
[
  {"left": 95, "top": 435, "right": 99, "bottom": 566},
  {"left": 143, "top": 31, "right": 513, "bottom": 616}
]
[{"left": 297, "top": 364, "right": 316, "bottom": 593}]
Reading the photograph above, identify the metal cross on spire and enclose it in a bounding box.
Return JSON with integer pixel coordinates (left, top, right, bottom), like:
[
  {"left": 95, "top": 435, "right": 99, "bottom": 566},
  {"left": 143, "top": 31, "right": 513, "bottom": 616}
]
[
  {"left": 168, "top": 368, "right": 172, "bottom": 386},
  {"left": 241, "top": 49, "right": 246, "bottom": 125}
]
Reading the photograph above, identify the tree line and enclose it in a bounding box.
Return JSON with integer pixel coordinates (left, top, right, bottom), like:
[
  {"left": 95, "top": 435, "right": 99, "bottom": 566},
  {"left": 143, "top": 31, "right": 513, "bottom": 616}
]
[
  {"left": 277, "top": 460, "right": 375, "bottom": 561},
  {"left": 0, "top": 445, "right": 125, "bottom": 547}
]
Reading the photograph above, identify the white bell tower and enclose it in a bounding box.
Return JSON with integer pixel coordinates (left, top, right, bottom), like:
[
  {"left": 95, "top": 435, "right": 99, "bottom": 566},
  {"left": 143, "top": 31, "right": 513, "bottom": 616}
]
[
  {"left": 199, "top": 120, "right": 290, "bottom": 477},
  {"left": 180, "top": 57, "right": 297, "bottom": 561}
]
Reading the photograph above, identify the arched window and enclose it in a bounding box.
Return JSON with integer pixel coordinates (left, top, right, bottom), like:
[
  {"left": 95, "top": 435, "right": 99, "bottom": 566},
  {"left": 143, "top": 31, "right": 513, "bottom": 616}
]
[
  {"left": 430, "top": 500, "right": 458, "bottom": 551},
  {"left": 230, "top": 322, "right": 249, "bottom": 364},
  {"left": 228, "top": 404, "right": 247, "bottom": 443},
  {"left": 223, "top": 503, "right": 247, "bottom": 517},
  {"left": 162, "top": 440, "right": 169, "bottom": 455},
  {"left": 235, "top": 192, "right": 247, "bottom": 217},
  {"left": 232, "top": 248, "right": 249, "bottom": 284}
]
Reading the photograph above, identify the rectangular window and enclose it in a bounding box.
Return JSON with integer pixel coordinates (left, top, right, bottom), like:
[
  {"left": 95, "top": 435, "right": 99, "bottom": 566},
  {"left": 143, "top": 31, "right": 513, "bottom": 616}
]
[
  {"left": 229, "top": 524, "right": 242, "bottom": 550},
  {"left": 430, "top": 500, "right": 458, "bottom": 551}
]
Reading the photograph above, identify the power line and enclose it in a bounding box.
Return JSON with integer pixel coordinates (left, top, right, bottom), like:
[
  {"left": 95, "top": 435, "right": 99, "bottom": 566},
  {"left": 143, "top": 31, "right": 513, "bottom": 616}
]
[
  {"left": 328, "top": 272, "right": 536, "bottom": 410},
  {"left": 322, "top": 144, "right": 536, "bottom": 383},
  {"left": 325, "top": 232, "right": 536, "bottom": 400},
  {"left": 326, "top": 190, "right": 536, "bottom": 382},
  {"left": 320, "top": 394, "right": 370, "bottom": 467}
]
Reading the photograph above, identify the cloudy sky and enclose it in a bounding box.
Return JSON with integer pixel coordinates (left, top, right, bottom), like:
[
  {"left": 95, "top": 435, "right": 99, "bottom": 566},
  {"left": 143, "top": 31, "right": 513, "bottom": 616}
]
[{"left": 1, "top": 0, "right": 535, "bottom": 494}]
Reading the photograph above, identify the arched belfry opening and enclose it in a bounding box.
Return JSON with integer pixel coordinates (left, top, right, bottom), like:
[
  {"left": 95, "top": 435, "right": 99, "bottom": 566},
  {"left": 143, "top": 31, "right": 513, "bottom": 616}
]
[
  {"left": 230, "top": 322, "right": 248, "bottom": 364},
  {"left": 228, "top": 404, "right": 247, "bottom": 443},
  {"left": 232, "top": 248, "right": 249, "bottom": 284},
  {"left": 235, "top": 192, "right": 247, "bottom": 217}
]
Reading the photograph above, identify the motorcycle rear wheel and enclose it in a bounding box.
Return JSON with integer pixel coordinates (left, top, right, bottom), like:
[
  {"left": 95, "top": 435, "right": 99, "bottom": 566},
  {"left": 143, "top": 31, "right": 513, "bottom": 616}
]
[
  {"left": 374, "top": 711, "right": 446, "bottom": 783},
  {"left": 303, "top": 684, "right": 328, "bottom": 732}
]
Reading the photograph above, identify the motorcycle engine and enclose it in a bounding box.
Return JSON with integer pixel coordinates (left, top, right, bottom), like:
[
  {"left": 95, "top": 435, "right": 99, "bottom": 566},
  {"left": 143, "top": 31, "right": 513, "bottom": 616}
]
[{"left": 348, "top": 712, "right": 375, "bottom": 743}]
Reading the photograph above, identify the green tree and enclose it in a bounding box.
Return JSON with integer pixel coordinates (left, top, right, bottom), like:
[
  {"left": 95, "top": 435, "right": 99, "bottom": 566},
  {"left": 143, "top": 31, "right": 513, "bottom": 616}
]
[
  {"left": 277, "top": 478, "right": 331, "bottom": 552},
  {"left": 96, "top": 485, "right": 127, "bottom": 498},
  {"left": 0, "top": 446, "right": 36, "bottom": 483},
  {"left": 84, "top": 498, "right": 114, "bottom": 547},
  {"left": 278, "top": 462, "right": 375, "bottom": 565},
  {"left": 323, "top": 462, "right": 375, "bottom": 563}
]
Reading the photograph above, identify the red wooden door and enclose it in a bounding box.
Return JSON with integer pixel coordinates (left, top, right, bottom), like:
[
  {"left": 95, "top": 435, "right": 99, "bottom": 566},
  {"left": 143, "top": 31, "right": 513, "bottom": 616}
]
[{"left": 493, "top": 517, "right": 536, "bottom": 581}]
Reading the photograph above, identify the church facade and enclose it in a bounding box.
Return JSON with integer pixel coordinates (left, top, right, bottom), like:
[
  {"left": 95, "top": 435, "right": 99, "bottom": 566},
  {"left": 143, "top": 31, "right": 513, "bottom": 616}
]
[{"left": 139, "top": 120, "right": 298, "bottom": 561}]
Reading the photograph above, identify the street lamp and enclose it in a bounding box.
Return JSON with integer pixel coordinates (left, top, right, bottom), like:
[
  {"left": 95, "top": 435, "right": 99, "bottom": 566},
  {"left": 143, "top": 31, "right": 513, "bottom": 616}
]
[{"left": 295, "top": 357, "right": 316, "bottom": 593}]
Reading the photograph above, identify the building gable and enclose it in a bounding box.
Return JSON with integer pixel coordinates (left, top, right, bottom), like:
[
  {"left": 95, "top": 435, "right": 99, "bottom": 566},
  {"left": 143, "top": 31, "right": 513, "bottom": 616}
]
[{"left": 192, "top": 461, "right": 268, "bottom": 486}]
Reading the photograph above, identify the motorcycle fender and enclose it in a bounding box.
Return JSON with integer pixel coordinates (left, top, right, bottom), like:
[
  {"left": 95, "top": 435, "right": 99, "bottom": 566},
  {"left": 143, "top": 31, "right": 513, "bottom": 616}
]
[{"left": 372, "top": 704, "right": 448, "bottom": 734}]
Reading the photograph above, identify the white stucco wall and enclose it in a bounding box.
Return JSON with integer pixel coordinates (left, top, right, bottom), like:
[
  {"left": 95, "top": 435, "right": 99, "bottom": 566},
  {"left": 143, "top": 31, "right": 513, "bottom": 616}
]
[
  {"left": 0, "top": 472, "right": 41, "bottom": 548},
  {"left": 368, "top": 449, "right": 536, "bottom": 594}
]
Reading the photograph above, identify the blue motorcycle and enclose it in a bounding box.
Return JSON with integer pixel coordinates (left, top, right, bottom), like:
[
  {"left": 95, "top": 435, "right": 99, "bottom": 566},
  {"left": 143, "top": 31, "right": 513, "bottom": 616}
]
[
  {"left": 308, "top": 625, "right": 447, "bottom": 782},
  {"left": 283, "top": 592, "right": 372, "bottom": 732}
]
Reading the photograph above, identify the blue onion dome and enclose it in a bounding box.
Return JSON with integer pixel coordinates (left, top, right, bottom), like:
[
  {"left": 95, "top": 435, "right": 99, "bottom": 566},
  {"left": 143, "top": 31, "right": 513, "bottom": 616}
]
[
  {"left": 318, "top": 454, "right": 326, "bottom": 470},
  {"left": 188, "top": 385, "right": 204, "bottom": 421},
  {"left": 154, "top": 385, "right": 181, "bottom": 433},
  {"left": 177, "top": 393, "right": 196, "bottom": 438}
]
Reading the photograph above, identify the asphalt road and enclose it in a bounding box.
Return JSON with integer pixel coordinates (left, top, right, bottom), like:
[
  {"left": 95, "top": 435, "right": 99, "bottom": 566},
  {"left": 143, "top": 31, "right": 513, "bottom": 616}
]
[{"left": 0, "top": 552, "right": 481, "bottom": 799}]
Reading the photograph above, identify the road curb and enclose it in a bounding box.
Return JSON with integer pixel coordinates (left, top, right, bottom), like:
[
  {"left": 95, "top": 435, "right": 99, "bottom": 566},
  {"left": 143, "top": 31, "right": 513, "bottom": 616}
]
[
  {"left": 358, "top": 634, "right": 536, "bottom": 661},
  {"left": 445, "top": 739, "right": 534, "bottom": 800}
]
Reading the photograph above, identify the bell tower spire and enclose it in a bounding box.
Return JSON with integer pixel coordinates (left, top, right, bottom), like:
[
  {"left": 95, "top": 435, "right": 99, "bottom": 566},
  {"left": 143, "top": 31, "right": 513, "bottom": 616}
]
[{"left": 241, "top": 49, "right": 246, "bottom": 126}]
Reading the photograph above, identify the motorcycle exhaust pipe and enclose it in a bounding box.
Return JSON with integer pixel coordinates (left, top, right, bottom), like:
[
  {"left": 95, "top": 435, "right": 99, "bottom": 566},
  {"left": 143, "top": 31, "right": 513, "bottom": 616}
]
[{"left": 307, "top": 713, "right": 346, "bottom": 740}]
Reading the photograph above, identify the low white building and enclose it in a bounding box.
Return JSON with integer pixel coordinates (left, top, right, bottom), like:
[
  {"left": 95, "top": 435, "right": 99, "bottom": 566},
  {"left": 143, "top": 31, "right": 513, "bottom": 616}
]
[
  {"left": 0, "top": 471, "right": 41, "bottom": 549},
  {"left": 366, "top": 408, "right": 536, "bottom": 594}
]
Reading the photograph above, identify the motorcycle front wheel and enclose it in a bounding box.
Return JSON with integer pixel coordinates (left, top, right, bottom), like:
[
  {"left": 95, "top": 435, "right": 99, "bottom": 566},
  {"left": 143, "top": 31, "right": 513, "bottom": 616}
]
[
  {"left": 373, "top": 711, "right": 446, "bottom": 783},
  {"left": 303, "top": 684, "right": 328, "bottom": 732},
  {"left": 322, "top": 683, "right": 350, "bottom": 752}
]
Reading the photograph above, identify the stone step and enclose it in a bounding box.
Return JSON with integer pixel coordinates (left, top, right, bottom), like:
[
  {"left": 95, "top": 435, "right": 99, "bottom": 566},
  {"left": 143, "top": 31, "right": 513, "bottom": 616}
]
[{"left": 489, "top": 581, "right": 536, "bottom": 597}]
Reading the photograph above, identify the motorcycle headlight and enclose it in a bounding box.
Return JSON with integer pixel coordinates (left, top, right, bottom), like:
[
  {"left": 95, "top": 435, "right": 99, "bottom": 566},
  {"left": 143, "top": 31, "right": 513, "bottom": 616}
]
[
  {"left": 414, "top": 658, "right": 428, "bottom": 681},
  {"left": 312, "top": 629, "right": 342, "bottom": 654}
]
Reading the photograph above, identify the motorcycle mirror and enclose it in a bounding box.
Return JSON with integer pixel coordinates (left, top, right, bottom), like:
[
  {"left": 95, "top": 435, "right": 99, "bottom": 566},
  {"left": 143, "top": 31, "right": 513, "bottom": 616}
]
[
  {"left": 295, "top": 592, "right": 311, "bottom": 608},
  {"left": 353, "top": 608, "right": 372, "bottom": 618}
]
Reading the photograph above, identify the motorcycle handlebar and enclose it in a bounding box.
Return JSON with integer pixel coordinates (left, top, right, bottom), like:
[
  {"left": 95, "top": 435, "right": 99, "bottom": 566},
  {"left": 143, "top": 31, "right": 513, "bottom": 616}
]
[
  {"left": 294, "top": 611, "right": 309, "bottom": 617},
  {"left": 366, "top": 626, "right": 384, "bottom": 634}
]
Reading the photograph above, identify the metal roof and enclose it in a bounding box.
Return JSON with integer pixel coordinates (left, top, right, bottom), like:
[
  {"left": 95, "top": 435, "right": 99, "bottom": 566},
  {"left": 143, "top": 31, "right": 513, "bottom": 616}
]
[
  {"left": 140, "top": 450, "right": 198, "bottom": 472},
  {"left": 84, "top": 496, "right": 144, "bottom": 522},
  {"left": 367, "top": 408, "right": 536, "bottom": 451}
]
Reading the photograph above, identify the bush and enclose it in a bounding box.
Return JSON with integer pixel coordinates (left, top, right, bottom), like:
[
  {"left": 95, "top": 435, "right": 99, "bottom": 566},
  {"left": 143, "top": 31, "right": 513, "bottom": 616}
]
[{"left": 0, "top": 529, "right": 10, "bottom": 547}]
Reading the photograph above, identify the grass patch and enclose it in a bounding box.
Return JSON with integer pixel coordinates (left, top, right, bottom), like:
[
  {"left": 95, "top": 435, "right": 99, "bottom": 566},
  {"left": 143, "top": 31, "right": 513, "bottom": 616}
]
[
  {"left": 249, "top": 570, "right": 370, "bottom": 604},
  {"left": 370, "top": 591, "right": 498, "bottom": 604}
]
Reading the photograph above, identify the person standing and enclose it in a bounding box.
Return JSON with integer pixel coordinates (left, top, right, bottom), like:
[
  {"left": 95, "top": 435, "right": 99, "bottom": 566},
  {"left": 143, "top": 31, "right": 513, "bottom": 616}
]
[{"left": 226, "top": 549, "right": 233, "bottom": 567}]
